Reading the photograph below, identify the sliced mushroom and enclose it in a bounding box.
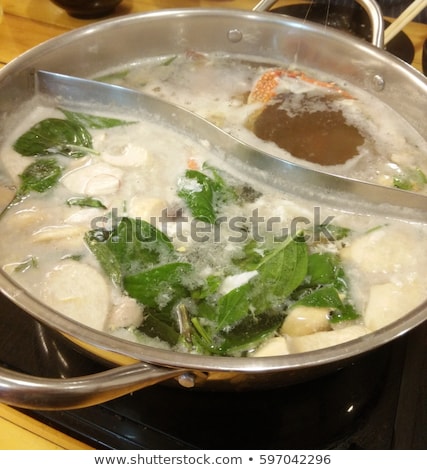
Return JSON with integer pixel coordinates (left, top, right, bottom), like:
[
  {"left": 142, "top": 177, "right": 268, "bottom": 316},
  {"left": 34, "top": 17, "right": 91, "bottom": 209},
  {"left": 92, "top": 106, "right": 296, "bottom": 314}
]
[{"left": 61, "top": 162, "right": 123, "bottom": 195}]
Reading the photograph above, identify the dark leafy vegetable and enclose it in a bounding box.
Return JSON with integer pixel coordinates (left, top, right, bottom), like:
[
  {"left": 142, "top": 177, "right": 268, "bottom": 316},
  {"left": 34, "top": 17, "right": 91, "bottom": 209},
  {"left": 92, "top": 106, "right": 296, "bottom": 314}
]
[
  {"left": 216, "top": 283, "right": 253, "bottom": 330},
  {"left": 59, "top": 108, "right": 136, "bottom": 129},
  {"left": 13, "top": 118, "right": 93, "bottom": 158},
  {"left": 178, "top": 166, "right": 235, "bottom": 224},
  {"left": 66, "top": 196, "right": 107, "bottom": 209},
  {"left": 13, "top": 108, "right": 135, "bottom": 160},
  {"left": 96, "top": 70, "right": 130, "bottom": 82},
  {"left": 195, "top": 237, "right": 308, "bottom": 350},
  {"left": 305, "top": 252, "right": 348, "bottom": 291},
  {"left": 251, "top": 238, "right": 308, "bottom": 314},
  {"left": 312, "top": 223, "right": 351, "bottom": 242},
  {"left": 137, "top": 314, "right": 180, "bottom": 346},
  {"left": 178, "top": 170, "right": 217, "bottom": 224},
  {"left": 393, "top": 167, "right": 427, "bottom": 191},
  {"left": 162, "top": 55, "right": 177, "bottom": 66},
  {"left": 85, "top": 217, "right": 174, "bottom": 286},
  {"left": 84, "top": 210, "right": 357, "bottom": 355},
  {"left": 292, "top": 252, "right": 360, "bottom": 324},
  {"left": 15, "top": 158, "right": 62, "bottom": 201},
  {"left": 294, "top": 285, "right": 359, "bottom": 323},
  {"left": 218, "top": 311, "right": 284, "bottom": 356},
  {"left": 123, "top": 262, "right": 192, "bottom": 309},
  {"left": 14, "top": 256, "right": 38, "bottom": 273}
]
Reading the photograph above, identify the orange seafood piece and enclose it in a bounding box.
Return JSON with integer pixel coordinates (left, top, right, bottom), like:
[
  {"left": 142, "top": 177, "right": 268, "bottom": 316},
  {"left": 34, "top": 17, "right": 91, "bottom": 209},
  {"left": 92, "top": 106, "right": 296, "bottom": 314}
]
[
  {"left": 248, "top": 69, "right": 287, "bottom": 103},
  {"left": 187, "top": 157, "right": 200, "bottom": 170},
  {"left": 248, "top": 68, "right": 353, "bottom": 103}
]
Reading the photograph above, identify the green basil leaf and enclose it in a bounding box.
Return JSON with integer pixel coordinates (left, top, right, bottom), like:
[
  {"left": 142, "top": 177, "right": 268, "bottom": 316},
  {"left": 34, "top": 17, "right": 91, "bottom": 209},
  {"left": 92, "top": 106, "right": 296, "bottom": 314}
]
[
  {"left": 295, "top": 285, "right": 343, "bottom": 309},
  {"left": 305, "top": 252, "right": 347, "bottom": 291},
  {"left": 393, "top": 168, "right": 427, "bottom": 191},
  {"left": 84, "top": 230, "right": 123, "bottom": 286},
  {"left": 137, "top": 313, "right": 180, "bottom": 346},
  {"left": 216, "top": 282, "right": 252, "bottom": 330},
  {"left": 13, "top": 118, "right": 93, "bottom": 158},
  {"left": 177, "top": 167, "right": 235, "bottom": 224},
  {"left": 178, "top": 169, "right": 216, "bottom": 224},
  {"left": 123, "top": 262, "right": 192, "bottom": 309},
  {"left": 312, "top": 223, "right": 351, "bottom": 241},
  {"left": 218, "top": 311, "right": 284, "bottom": 356},
  {"left": 212, "top": 238, "right": 308, "bottom": 331},
  {"left": 16, "top": 158, "right": 62, "bottom": 199},
  {"left": 14, "top": 256, "right": 38, "bottom": 273},
  {"left": 329, "top": 303, "right": 359, "bottom": 323},
  {"left": 161, "top": 55, "right": 177, "bottom": 66},
  {"left": 201, "top": 163, "right": 236, "bottom": 205},
  {"left": 60, "top": 108, "right": 136, "bottom": 129},
  {"left": 95, "top": 70, "right": 130, "bottom": 82},
  {"left": 85, "top": 217, "right": 174, "bottom": 284},
  {"left": 191, "top": 274, "right": 222, "bottom": 300},
  {"left": 232, "top": 239, "right": 264, "bottom": 271},
  {"left": 294, "top": 285, "right": 360, "bottom": 324},
  {"left": 66, "top": 196, "right": 107, "bottom": 209},
  {"left": 251, "top": 238, "right": 308, "bottom": 313}
]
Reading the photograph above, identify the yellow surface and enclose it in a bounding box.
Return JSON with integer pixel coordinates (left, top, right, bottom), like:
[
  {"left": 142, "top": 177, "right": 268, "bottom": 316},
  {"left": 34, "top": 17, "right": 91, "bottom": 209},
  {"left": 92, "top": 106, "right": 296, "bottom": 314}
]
[
  {"left": 0, "top": 0, "right": 425, "bottom": 450},
  {"left": 0, "top": 404, "right": 93, "bottom": 449}
]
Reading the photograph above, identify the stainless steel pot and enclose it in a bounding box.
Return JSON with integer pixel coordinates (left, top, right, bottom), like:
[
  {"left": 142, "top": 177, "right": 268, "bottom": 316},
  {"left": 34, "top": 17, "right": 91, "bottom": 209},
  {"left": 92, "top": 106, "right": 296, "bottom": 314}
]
[{"left": 0, "top": 3, "right": 426, "bottom": 410}]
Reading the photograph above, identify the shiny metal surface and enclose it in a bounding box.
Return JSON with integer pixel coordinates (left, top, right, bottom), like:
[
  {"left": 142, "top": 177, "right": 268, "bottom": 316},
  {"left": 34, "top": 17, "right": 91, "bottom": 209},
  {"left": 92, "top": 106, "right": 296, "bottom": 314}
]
[
  {"left": 253, "top": 0, "right": 385, "bottom": 47},
  {"left": 0, "top": 363, "right": 187, "bottom": 410},
  {"left": 0, "top": 8, "right": 426, "bottom": 409}
]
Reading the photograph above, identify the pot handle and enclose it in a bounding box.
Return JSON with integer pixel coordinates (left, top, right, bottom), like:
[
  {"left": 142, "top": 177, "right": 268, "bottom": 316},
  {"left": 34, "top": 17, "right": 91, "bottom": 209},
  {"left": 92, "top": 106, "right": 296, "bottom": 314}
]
[
  {"left": 0, "top": 362, "right": 197, "bottom": 410},
  {"left": 253, "top": 0, "right": 385, "bottom": 49}
]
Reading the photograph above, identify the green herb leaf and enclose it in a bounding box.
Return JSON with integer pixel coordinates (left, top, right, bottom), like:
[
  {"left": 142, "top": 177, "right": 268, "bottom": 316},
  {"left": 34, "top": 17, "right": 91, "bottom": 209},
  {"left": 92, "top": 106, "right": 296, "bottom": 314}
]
[
  {"left": 14, "top": 256, "right": 38, "bottom": 273},
  {"left": 191, "top": 274, "right": 222, "bottom": 300},
  {"left": 305, "top": 252, "right": 347, "bottom": 291},
  {"left": 393, "top": 168, "right": 427, "bottom": 191},
  {"left": 162, "top": 56, "right": 177, "bottom": 66},
  {"left": 218, "top": 311, "right": 284, "bottom": 356},
  {"left": 123, "top": 262, "right": 192, "bottom": 309},
  {"left": 294, "top": 285, "right": 360, "bottom": 323},
  {"left": 95, "top": 70, "right": 130, "bottom": 82},
  {"left": 13, "top": 118, "right": 93, "bottom": 158},
  {"left": 216, "top": 283, "right": 252, "bottom": 330},
  {"left": 60, "top": 109, "right": 136, "bottom": 129},
  {"left": 15, "top": 158, "right": 62, "bottom": 200},
  {"left": 67, "top": 196, "right": 107, "bottom": 209},
  {"left": 178, "top": 169, "right": 217, "bottom": 224},
  {"left": 138, "top": 313, "right": 180, "bottom": 346},
  {"left": 312, "top": 223, "right": 351, "bottom": 241},
  {"left": 251, "top": 238, "right": 308, "bottom": 313},
  {"left": 85, "top": 217, "right": 174, "bottom": 284},
  {"left": 214, "top": 238, "right": 308, "bottom": 330},
  {"left": 84, "top": 230, "right": 123, "bottom": 286},
  {"left": 177, "top": 167, "right": 235, "bottom": 224}
]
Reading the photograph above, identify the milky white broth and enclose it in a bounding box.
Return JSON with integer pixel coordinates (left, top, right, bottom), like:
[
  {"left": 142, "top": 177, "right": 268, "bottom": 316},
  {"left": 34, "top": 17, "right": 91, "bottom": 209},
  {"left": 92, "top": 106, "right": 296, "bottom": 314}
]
[{"left": 0, "top": 52, "right": 426, "bottom": 357}]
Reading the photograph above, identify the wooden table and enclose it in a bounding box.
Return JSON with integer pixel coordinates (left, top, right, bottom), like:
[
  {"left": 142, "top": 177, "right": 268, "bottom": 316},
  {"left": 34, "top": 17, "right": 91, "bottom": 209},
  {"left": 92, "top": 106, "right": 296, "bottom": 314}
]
[{"left": 0, "top": 0, "right": 426, "bottom": 72}]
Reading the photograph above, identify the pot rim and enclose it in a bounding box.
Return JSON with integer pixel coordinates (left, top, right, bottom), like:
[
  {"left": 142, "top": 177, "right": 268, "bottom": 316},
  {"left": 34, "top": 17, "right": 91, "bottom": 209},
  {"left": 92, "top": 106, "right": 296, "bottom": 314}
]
[{"left": 0, "top": 7, "right": 426, "bottom": 374}]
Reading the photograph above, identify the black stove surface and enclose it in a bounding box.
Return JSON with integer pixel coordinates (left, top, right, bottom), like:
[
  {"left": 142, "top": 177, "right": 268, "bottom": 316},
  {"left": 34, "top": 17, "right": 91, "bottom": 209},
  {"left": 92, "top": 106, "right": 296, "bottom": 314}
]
[{"left": 0, "top": 293, "right": 426, "bottom": 450}]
